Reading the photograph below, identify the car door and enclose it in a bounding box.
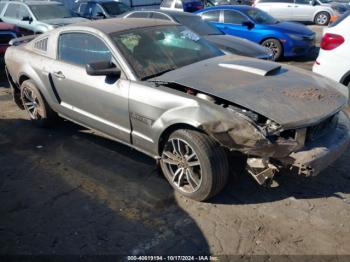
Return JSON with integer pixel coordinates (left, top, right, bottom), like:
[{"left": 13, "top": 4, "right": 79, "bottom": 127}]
[
  {"left": 49, "top": 32, "right": 131, "bottom": 143},
  {"left": 220, "top": 10, "right": 254, "bottom": 41},
  {"left": 2, "top": 3, "right": 35, "bottom": 33},
  {"left": 258, "top": 0, "right": 295, "bottom": 21},
  {"left": 292, "top": 0, "right": 316, "bottom": 21}
]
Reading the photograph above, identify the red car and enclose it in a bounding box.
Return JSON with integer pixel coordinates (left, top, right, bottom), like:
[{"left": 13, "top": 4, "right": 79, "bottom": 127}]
[{"left": 0, "top": 22, "right": 21, "bottom": 64}]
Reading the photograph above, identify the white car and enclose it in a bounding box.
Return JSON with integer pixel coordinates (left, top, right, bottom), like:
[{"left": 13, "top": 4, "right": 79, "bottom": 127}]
[
  {"left": 313, "top": 11, "right": 350, "bottom": 101},
  {"left": 0, "top": 0, "right": 87, "bottom": 34},
  {"left": 254, "top": 0, "right": 347, "bottom": 25}
]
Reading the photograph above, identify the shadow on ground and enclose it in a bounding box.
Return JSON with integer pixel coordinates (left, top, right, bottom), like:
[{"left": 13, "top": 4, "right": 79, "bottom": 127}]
[{"left": 0, "top": 92, "right": 210, "bottom": 255}]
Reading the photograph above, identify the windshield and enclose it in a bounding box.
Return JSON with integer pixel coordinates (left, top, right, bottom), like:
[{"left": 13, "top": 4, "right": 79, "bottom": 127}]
[
  {"left": 30, "top": 4, "right": 77, "bottom": 20},
  {"left": 319, "top": 0, "right": 333, "bottom": 3},
  {"left": 242, "top": 8, "right": 278, "bottom": 24},
  {"left": 101, "top": 2, "right": 131, "bottom": 16},
  {"left": 175, "top": 16, "right": 223, "bottom": 35},
  {"left": 111, "top": 25, "right": 223, "bottom": 80}
]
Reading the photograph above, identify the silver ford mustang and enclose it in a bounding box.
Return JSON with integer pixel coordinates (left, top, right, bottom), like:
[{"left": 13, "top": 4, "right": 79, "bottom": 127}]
[{"left": 4, "top": 18, "right": 350, "bottom": 201}]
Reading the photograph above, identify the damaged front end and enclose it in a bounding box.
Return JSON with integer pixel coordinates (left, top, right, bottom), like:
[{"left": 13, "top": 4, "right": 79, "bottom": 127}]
[{"left": 199, "top": 99, "right": 350, "bottom": 186}]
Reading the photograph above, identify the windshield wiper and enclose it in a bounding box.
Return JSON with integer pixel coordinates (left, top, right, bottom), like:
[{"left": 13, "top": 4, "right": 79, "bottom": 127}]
[{"left": 142, "top": 68, "right": 177, "bottom": 81}]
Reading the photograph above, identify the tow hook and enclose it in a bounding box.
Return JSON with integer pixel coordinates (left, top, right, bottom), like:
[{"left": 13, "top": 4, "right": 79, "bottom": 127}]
[{"left": 246, "top": 158, "right": 279, "bottom": 187}]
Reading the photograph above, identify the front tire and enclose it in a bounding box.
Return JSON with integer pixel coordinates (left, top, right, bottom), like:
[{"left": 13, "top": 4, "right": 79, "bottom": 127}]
[
  {"left": 314, "top": 12, "right": 330, "bottom": 25},
  {"left": 261, "top": 38, "right": 283, "bottom": 61},
  {"left": 160, "top": 129, "right": 229, "bottom": 201},
  {"left": 20, "top": 80, "right": 58, "bottom": 127}
]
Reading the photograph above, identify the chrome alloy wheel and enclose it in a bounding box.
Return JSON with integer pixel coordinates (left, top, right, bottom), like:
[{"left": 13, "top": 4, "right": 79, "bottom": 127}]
[
  {"left": 22, "top": 86, "right": 43, "bottom": 120},
  {"left": 316, "top": 13, "right": 328, "bottom": 25},
  {"left": 262, "top": 40, "right": 279, "bottom": 57},
  {"left": 161, "top": 138, "right": 202, "bottom": 193}
]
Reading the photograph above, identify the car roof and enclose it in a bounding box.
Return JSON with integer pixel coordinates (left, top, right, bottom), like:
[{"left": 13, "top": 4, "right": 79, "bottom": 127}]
[
  {"left": 128, "top": 9, "right": 198, "bottom": 18},
  {"left": 199, "top": 5, "right": 253, "bottom": 12},
  {"left": 2, "top": 1, "right": 62, "bottom": 5},
  {"left": 72, "top": 17, "right": 178, "bottom": 34}
]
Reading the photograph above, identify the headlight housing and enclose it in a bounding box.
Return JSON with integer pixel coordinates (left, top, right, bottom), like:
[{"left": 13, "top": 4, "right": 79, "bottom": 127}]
[{"left": 286, "top": 33, "right": 304, "bottom": 41}]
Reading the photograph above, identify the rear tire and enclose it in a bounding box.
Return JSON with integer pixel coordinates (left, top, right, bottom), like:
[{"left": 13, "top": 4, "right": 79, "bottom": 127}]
[
  {"left": 160, "top": 129, "right": 229, "bottom": 201},
  {"left": 261, "top": 38, "right": 283, "bottom": 61},
  {"left": 314, "top": 12, "right": 330, "bottom": 26},
  {"left": 20, "top": 80, "right": 58, "bottom": 128}
]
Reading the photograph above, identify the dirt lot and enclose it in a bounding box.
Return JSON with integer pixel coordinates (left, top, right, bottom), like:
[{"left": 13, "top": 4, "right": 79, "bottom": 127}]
[{"left": 1, "top": 26, "right": 350, "bottom": 257}]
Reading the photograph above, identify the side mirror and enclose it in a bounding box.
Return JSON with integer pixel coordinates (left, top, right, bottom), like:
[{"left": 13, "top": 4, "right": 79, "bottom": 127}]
[
  {"left": 22, "top": 16, "right": 33, "bottom": 24},
  {"left": 86, "top": 61, "right": 121, "bottom": 77},
  {"left": 242, "top": 21, "right": 255, "bottom": 30},
  {"left": 309, "top": 0, "right": 316, "bottom": 5}
]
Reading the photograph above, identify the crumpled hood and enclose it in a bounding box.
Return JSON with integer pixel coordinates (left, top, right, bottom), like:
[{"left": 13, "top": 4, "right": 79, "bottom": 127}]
[
  {"left": 265, "top": 21, "right": 314, "bottom": 36},
  {"left": 42, "top": 17, "right": 88, "bottom": 26},
  {"left": 204, "top": 35, "right": 272, "bottom": 59},
  {"left": 153, "top": 55, "right": 347, "bottom": 128}
]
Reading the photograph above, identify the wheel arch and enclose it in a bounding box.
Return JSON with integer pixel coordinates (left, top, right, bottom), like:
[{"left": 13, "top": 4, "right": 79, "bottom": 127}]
[
  {"left": 313, "top": 10, "right": 331, "bottom": 23},
  {"left": 259, "top": 37, "right": 284, "bottom": 56},
  {"left": 157, "top": 123, "right": 205, "bottom": 156},
  {"left": 340, "top": 71, "right": 350, "bottom": 86}
]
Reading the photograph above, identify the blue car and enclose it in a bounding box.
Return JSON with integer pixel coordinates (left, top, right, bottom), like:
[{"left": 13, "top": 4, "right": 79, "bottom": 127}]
[{"left": 195, "top": 6, "right": 316, "bottom": 60}]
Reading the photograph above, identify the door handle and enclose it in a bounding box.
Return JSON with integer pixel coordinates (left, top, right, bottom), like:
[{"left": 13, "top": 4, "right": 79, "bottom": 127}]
[
  {"left": 53, "top": 71, "right": 65, "bottom": 79},
  {"left": 287, "top": 5, "right": 292, "bottom": 7}
]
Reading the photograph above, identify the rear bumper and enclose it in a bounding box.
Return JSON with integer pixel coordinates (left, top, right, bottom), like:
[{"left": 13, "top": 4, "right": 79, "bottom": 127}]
[{"left": 278, "top": 111, "right": 350, "bottom": 176}]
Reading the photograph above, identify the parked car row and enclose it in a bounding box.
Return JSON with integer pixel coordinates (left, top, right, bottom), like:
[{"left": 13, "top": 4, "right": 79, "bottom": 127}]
[
  {"left": 4, "top": 18, "right": 350, "bottom": 201},
  {"left": 254, "top": 0, "right": 349, "bottom": 25},
  {"left": 123, "top": 9, "right": 273, "bottom": 59}
]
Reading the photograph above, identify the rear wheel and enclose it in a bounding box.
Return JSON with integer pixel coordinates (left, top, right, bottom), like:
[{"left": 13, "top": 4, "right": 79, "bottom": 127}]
[
  {"left": 20, "top": 80, "right": 58, "bottom": 127},
  {"left": 160, "top": 129, "right": 229, "bottom": 201},
  {"left": 314, "top": 12, "right": 330, "bottom": 25},
  {"left": 261, "top": 38, "right": 283, "bottom": 61}
]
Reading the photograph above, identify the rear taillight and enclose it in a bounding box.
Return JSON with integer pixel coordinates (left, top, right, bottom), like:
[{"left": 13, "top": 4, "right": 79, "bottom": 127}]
[{"left": 320, "top": 33, "right": 345, "bottom": 50}]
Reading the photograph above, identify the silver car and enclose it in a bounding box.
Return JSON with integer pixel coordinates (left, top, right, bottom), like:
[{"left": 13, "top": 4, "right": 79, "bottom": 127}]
[
  {"left": 255, "top": 0, "right": 347, "bottom": 25},
  {"left": 4, "top": 18, "right": 350, "bottom": 201},
  {"left": 0, "top": 0, "right": 88, "bottom": 34}
]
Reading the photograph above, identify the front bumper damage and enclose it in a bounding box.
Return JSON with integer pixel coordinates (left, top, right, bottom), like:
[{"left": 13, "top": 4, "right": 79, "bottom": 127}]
[
  {"left": 203, "top": 111, "right": 350, "bottom": 185},
  {"left": 279, "top": 111, "right": 350, "bottom": 177}
]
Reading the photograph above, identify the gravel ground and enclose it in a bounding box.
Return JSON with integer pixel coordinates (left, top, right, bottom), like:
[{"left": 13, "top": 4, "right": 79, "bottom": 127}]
[{"left": 1, "top": 25, "right": 350, "bottom": 257}]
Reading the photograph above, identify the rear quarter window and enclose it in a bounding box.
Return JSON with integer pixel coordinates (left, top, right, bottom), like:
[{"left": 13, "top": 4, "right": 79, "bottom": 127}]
[
  {"left": 201, "top": 10, "right": 220, "bottom": 22},
  {"left": 0, "top": 3, "right": 6, "bottom": 14}
]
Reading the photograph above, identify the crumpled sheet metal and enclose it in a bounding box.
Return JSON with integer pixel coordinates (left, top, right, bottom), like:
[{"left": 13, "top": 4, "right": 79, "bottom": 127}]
[{"left": 199, "top": 120, "right": 298, "bottom": 158}]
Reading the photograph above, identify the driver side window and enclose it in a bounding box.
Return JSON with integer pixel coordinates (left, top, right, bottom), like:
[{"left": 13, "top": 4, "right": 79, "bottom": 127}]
[
  {"left": 295, "top": 0, "right": 311, "bottom": 4},
  {"left": 223, "top": 10, "right": 247, "bottom": 24},
  {"left": 91, "top": 4, "right": 104, "bottom": 17},
  {"left": 58, "top": 33, "right": 112, "bottom": 66}
]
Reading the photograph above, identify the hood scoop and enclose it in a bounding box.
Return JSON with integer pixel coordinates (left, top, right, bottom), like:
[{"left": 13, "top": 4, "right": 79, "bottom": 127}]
[{"left": 219, "top": 60, "right": 281, "bottom": 76}]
